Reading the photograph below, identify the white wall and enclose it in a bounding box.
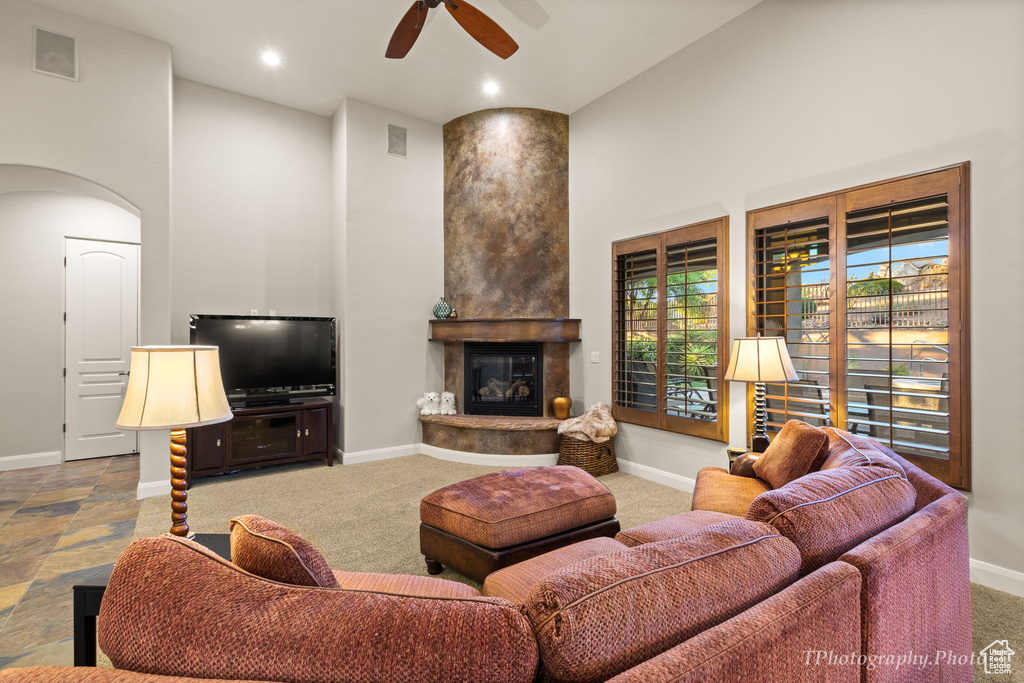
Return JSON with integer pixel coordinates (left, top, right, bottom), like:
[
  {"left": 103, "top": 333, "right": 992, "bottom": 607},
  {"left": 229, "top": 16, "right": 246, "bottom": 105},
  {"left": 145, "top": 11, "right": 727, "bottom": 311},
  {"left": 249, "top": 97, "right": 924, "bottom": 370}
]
[
  {"left": 171, "top": 79, "right": 333, "bottom": 342},
  {"left": 338, "top": 98, "right": 444, "bottom": 455},
  {"left": 0, "top": 0, "right": 172, "bottom": 482},
  {"left": 569, "top": 0, "right": 1024, "bottom": 582},
  {"left": 0, "top": 192, "right": 140, "bottom": 467}
]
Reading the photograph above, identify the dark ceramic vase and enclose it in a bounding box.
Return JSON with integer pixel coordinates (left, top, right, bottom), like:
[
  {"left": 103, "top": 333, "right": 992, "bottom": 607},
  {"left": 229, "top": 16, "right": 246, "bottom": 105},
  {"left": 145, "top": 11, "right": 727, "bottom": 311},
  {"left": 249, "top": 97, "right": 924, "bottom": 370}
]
[{"left": 433, "top": 297, "right": 452, "bottom": 320}]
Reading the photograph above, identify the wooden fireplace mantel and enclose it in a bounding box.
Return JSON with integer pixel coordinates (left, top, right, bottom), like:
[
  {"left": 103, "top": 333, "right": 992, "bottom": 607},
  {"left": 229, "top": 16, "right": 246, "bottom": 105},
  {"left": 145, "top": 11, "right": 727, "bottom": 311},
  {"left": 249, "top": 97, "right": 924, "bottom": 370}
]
[{"left": 428, "top": 318, "right": 581, "bottom": 343}]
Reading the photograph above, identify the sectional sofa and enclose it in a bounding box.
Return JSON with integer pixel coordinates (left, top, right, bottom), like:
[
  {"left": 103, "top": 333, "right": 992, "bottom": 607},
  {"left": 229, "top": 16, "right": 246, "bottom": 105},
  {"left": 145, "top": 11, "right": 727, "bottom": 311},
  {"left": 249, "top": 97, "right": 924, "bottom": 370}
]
[{"left": 0, "top": 423, "right": 971, "bottom": 683}]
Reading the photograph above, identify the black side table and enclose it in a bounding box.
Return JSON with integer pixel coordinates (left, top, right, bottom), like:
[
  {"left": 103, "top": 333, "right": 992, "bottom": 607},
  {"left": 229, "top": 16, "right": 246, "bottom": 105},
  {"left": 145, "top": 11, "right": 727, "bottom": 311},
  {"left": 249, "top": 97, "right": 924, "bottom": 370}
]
[{"left": 73, "top": 533, "right": 231, "bottom": 667}]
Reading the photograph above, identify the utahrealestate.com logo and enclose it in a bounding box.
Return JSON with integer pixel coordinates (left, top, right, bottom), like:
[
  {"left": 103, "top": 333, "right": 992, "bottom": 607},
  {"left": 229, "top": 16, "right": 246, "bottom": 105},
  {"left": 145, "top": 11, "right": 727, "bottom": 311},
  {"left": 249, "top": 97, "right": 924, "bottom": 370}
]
[{"left": 980, "top": 640, "right": 1015, "bottom": 675}]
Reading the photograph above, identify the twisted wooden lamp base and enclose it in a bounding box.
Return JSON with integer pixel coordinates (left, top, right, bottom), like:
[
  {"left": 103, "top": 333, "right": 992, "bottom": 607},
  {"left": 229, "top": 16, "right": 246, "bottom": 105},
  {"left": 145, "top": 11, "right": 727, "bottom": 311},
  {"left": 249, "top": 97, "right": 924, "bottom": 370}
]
[{"left": 169, "top": 429, "right": 191, "bottom": 538}]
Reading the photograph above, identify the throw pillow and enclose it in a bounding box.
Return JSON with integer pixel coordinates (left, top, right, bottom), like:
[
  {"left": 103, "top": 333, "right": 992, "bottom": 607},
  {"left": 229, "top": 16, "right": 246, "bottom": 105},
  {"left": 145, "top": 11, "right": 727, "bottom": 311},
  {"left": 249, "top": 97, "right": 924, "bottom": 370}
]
[
  {"left": 229, "top": 514, "right": 339, "bottom": 587},
  {"left": 752, "top": 419, "right": 830, "bottom": 488}
]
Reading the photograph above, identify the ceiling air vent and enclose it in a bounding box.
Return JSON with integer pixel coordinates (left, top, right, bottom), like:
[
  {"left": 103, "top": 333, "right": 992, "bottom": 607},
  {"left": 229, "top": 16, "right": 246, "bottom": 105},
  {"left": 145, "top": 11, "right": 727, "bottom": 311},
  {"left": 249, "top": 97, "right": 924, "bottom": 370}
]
[
  {"left": 34, "top": 27, "right": 78, "bottom": 81},
  {"left": 387, "top": 124, "right": 408, "bottom": 158}
]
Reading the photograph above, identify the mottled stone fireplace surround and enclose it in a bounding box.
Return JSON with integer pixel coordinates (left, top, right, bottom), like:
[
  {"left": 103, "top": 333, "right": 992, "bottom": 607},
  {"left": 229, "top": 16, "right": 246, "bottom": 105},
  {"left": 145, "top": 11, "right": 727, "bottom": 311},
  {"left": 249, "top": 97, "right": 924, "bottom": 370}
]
[
  {"left": 421, "top": 108, "right": 573, "bottom": 459},
  {"left": 420, "top": 414, "right": 563, "bottom": 456},
  {"left": 422, "top": 317, "right": 579, "bottom": 456},
  {"left": 431, "top": 318, "right": 579, "bottom": 416}
]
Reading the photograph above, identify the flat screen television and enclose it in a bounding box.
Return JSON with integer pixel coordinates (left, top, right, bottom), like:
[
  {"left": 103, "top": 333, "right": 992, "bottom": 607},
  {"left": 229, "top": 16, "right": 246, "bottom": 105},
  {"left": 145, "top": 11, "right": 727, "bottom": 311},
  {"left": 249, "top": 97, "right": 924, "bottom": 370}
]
[{"left": 189, "top": 314, "right": 336, "bottom": 405}]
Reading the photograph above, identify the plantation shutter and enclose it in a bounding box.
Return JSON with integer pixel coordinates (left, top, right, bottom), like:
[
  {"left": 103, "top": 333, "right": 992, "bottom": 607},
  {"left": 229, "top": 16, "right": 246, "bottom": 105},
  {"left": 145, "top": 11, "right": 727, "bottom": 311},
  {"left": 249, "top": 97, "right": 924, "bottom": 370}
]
[
  {"left": 748, "top": 164, "right": 969, "bottom": 488},
  {"left": 843, "top": 195, "right": 951, "bottom": 456},
  {"left": 614, "top": 246, "right": 659, "bottom": 421},
  {"left": 751, "top": 202, "right": 836, "bottom": 432},
  {"left": 613, "top": 218, "right": 729, "bottom": 441}
]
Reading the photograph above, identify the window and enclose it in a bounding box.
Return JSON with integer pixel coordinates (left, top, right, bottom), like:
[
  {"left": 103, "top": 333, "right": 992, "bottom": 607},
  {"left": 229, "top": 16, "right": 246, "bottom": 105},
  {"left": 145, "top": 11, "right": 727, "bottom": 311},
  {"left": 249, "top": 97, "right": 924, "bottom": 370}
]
[
  {"left": 748, "top": 163, "right": 970, "bottom": 488},
  {"left": 613, "top": 217, "right": 729, "bottom": 441}
]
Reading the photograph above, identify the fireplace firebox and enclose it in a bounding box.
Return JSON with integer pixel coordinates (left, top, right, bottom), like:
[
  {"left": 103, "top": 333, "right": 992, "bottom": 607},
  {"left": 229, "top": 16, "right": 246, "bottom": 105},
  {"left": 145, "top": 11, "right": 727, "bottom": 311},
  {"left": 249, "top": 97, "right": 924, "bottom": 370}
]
[{"left": 464, "top": 342, "right": 543, "bottom": 416}]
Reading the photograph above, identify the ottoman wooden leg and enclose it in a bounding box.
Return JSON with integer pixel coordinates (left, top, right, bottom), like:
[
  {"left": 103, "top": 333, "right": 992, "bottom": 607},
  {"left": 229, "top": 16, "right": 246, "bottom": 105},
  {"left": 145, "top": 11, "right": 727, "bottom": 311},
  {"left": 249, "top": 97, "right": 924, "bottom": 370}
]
[{"left": 425, "top": 558, "right": 444, "bottom": 575}]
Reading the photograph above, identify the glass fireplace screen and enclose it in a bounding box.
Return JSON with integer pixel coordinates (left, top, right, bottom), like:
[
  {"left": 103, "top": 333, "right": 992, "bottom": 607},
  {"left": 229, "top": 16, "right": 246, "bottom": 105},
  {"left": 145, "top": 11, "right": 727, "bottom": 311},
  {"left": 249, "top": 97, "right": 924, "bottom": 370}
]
[{"left": 464, "top": 342, "right": 543, "bottom": 416}]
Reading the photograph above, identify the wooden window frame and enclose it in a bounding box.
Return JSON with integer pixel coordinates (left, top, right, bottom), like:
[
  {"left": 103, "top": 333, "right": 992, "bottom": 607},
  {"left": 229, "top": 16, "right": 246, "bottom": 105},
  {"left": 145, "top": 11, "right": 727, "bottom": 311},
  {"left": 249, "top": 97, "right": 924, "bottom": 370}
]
[
  {"left": 612, "top": 217, "right": 730, "bottom": 441},
  {"left": 746, "top": 163, "right": 971, "bottom": 489}
]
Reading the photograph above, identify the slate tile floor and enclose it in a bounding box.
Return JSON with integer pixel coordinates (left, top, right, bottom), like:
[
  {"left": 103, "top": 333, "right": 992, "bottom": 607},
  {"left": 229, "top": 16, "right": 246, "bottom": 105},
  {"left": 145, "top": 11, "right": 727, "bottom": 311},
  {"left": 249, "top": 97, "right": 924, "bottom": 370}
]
[{"left": 0, "top": 454, "right": 141, "bottom": 669}]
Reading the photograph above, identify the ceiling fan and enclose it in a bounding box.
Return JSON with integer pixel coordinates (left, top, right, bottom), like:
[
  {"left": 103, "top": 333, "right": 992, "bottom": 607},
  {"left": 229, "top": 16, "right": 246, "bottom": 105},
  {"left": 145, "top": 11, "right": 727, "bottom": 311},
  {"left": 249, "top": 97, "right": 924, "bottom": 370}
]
[{"left": 386, "top": 0, "right": 519, "bottom": 60}]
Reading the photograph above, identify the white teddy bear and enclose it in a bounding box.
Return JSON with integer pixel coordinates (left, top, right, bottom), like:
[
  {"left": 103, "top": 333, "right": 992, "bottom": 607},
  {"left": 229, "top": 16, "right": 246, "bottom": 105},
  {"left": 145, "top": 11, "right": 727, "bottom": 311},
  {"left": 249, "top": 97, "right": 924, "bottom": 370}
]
[
  {"left": 439, "top": 391, "right": 457, "bottom": 415},
  {"left": 416, "top": 391, "right": 441, "bottom": 415}
]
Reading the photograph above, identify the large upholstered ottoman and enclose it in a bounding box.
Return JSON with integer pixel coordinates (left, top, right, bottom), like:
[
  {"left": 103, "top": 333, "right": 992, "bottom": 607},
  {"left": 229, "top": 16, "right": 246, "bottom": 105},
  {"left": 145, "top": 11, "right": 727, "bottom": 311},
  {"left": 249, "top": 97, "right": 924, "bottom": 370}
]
[{"left": 420, "top": 466, "right": 619, "bottom": 582}]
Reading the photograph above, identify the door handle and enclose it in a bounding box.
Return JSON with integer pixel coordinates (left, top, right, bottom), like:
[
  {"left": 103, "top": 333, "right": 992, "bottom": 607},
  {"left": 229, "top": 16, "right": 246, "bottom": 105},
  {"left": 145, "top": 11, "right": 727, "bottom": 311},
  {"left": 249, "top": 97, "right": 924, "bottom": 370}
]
[
  {"left": 305, "top": 429, "right": 309, "bottom": 437},
  {"left": 216, "top": 439, "right": 222, "bottom": 448},
  {"left": 297, "top": 430, "right": 301, "bottom": 438},
  {"left": 118, "top": 371, "right": 130, "bottom": 376}
]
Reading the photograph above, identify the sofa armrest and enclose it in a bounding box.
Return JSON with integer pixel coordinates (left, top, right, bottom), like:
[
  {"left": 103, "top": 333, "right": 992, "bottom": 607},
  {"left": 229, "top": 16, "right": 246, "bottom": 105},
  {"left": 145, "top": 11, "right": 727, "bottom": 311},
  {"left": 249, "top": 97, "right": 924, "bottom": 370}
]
[
  {"left": 730, "top": 453, "right": 761, "bottom": 478},
  {"left": 839, "top": 493, "right": 972, "bottom": 682},
  {"left": 691, "top": 467, "right": 772, "bottom": 517}
]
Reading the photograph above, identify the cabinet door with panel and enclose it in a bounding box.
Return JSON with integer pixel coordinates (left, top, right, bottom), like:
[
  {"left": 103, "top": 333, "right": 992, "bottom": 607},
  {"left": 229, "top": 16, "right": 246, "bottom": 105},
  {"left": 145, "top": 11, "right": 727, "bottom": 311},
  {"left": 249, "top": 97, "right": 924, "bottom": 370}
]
[
  {"left": 189, "top": 424, "right": 227, "bottom": 473},
  {"left": 301, "top": 408, "right": 329, "bottom": 457}
]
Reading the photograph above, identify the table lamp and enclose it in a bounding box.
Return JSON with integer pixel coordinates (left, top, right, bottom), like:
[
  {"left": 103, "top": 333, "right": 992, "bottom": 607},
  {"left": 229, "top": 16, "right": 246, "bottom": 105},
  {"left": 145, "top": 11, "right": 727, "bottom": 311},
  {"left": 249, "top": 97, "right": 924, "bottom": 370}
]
[
  {"left": 724, "top": 336, "right": 799, "bottom": 453},
  {"left": 116, "top": 346, "right": 233, "bottom": 537}
]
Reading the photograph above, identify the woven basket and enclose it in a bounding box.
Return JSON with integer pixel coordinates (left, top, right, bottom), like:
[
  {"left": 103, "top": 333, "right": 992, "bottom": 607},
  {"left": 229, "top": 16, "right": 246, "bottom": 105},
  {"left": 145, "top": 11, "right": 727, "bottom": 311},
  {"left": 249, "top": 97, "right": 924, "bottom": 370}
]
[{"left": 557, "top": 436, "right": 618, "bottom": 476}]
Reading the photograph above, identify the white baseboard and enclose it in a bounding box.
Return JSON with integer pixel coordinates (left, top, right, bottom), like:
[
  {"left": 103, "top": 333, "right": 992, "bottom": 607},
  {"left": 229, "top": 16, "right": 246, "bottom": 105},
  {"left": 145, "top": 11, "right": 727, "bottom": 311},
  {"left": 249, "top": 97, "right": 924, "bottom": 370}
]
[
  {"left": 342, "top": 444, "right": 420, "bottom": 465},
  {"left": 341, "top": 444, "right": 690, "bottom": 475},
  {"left": 420, "top": 444, "right": 558, "bottom": 467},
  {"left": 339, "top": 443, "right": 559, "bottom": 467},
  {"left": 0, "top": 451, "right": 62, "bottom": 471},
  {"left": 616, "top": 459, "right": 696, "bottom": 493},
  {"left": 971, "top": 558, "right": 1024, "bottom": 598},
  {"left": 136, "top": 480, "right": 170, "bottom": 500}
]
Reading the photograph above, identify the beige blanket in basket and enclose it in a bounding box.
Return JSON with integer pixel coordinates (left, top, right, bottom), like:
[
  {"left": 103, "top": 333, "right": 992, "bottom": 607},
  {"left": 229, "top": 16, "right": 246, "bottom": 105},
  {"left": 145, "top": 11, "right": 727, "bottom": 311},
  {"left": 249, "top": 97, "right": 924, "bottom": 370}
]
[{"left": 557, "top": 402, "right": 618, "bottom": 443}]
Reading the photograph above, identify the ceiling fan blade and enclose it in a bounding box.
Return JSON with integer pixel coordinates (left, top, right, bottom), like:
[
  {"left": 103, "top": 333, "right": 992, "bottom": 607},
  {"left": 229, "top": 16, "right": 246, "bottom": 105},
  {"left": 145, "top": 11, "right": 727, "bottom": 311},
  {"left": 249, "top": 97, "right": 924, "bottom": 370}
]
[
  {"left": 386, "top": 2, "right": 429, "bottom": 59},
  {"left": 445, "top": 0, "right": 519, "bottom": 59}
]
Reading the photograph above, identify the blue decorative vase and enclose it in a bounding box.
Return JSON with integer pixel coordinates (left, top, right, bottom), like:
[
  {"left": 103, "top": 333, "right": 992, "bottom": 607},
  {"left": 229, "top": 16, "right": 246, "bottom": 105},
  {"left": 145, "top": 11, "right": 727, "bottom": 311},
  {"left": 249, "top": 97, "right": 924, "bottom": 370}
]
[{"left": 433, "top": 297, "right": 452, "bottom": 320}]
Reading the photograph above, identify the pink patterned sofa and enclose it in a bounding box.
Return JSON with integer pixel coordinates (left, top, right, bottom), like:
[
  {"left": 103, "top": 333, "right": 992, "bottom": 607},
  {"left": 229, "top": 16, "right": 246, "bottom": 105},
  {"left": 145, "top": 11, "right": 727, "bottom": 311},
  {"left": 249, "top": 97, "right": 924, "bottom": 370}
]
[
  {"left": 0, "top": 424, "right": 971, "bottom": 683},
  {"left": 610, "top": 423, "right": 973, "bottom": 682},
  {"left": 0, "top": 522, "right": 861, "bottom": 683}
]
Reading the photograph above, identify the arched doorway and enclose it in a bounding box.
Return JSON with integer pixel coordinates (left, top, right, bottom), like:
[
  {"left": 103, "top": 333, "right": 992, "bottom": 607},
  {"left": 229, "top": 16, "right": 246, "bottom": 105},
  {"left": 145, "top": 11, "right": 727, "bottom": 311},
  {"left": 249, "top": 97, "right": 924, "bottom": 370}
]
[{"left": 0, "top": 165, "right": 141, "bottom": 468}]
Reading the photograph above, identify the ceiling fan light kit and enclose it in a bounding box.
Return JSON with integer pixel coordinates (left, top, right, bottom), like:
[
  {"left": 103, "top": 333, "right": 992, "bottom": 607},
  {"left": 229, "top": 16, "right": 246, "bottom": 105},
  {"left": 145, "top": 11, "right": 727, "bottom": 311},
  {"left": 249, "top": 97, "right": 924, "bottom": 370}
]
[{"left": 386, "top": 0, "right": 519, "bottom": 60}]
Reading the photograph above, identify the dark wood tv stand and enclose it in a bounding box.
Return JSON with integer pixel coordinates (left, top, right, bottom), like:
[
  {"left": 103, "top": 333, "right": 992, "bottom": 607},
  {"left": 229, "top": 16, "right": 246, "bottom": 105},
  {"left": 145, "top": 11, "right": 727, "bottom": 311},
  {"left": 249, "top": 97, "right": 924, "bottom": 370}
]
[{"left": 185, "top": 398, "right": 334, "bottom": 487}]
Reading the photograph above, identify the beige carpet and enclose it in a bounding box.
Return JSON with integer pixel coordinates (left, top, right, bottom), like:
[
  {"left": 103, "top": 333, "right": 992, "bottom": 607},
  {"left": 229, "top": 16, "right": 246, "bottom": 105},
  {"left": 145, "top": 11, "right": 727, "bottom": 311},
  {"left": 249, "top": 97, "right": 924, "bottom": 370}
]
[
  {"left": 136, "top": 455, "right": 1024, "bottom": 681},
  {"left": 136, "top": 455, "right": 692, "bottom": 585}
]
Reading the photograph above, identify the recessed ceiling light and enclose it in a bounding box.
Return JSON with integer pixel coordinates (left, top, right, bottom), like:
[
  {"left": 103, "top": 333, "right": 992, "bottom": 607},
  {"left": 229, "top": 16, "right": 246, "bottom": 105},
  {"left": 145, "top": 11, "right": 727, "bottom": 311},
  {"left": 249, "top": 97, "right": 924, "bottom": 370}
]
[
  {"left": 262, "top": 51, "right": 282, "bottom": 67},
  {"left": 483, "top": 81, "right": 499, "bottom": 95}
]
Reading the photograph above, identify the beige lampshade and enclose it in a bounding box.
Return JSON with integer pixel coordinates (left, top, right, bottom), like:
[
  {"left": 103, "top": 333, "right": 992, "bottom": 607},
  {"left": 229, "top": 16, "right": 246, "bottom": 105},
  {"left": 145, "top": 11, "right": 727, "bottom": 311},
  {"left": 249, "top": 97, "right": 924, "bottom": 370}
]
[
  {"left": 724, "top": 337, "right": 800, "bottom": 384},
  {"left": 116, "top": 346, "right": 233, "bottom": 430}
]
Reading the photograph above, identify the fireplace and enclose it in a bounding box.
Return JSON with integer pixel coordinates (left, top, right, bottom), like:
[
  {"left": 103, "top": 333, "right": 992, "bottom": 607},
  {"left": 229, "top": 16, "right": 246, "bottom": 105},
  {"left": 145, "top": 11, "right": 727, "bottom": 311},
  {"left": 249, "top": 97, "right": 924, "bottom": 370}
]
[{"left": 464, "top": 342, "right": 543, "bottom": 416}]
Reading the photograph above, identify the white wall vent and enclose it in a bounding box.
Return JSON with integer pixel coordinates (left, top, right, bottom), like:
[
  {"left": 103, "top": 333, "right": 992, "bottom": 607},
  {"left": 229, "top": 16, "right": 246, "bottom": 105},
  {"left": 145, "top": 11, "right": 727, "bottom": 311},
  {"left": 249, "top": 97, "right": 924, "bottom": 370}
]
[
  {"left": 387, "top": 124, "right": 408, "bottom": 158},
  {"left": 34, "top": 27, "right": 78, "bottom": 81}
]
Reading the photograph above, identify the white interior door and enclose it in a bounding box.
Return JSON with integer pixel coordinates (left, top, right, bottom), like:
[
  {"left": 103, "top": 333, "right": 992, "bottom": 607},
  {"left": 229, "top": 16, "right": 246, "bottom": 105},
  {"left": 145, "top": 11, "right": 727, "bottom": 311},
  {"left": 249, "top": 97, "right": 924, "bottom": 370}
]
[{"left": 65, "top": 238, "right": 139, "bottom": 461}]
